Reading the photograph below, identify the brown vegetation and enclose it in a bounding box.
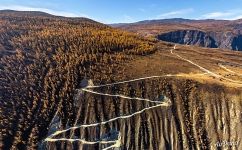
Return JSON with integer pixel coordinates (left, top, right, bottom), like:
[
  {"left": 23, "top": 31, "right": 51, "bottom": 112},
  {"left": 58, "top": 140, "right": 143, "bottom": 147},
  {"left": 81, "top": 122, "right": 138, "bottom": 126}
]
[{"left": 0, "top": 12, "right": 156, "bottom": 149}]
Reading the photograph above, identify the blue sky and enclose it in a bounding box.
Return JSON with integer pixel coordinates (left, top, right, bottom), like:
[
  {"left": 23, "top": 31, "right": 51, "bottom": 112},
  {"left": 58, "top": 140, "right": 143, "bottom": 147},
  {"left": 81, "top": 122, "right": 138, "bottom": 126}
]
[{"left": 1, "top": 0, "right": 242, "bottom": 23}]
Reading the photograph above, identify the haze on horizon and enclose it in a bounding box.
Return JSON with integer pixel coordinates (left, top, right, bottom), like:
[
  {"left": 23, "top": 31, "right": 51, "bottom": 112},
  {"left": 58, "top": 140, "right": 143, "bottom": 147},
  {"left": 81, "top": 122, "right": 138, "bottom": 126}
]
[{"left": 1, "top": 0, "right": 242, "bottom": 23}]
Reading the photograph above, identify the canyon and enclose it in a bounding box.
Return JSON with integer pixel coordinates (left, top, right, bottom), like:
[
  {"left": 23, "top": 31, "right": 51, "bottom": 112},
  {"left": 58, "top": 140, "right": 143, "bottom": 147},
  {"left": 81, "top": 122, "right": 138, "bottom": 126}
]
[{"left": 115, "top": 18, "right": 242, "bottom": 51}]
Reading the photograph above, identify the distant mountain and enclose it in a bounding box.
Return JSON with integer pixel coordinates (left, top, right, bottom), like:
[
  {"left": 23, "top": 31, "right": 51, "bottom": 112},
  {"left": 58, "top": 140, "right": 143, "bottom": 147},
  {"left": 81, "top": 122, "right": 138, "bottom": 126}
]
[
  {"left": 110, "top": 18, "right": 194, "bottom": 27},
  {"left": 110, "top": 18, "right": 228, "bottom": 27},
  {"left": 0, "top": 10, "right": 55, "bottom": 17},
  {"left": 0, "top": 10, "right": 94, "bottom": 22},
  {"left": 114, "top": 18, "right": 242, "bottom": 51}
]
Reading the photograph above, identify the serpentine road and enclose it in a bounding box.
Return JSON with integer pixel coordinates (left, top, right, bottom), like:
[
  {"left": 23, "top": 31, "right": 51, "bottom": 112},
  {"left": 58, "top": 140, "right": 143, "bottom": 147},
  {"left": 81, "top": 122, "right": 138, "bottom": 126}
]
[{"left": 45, "top": 44, "right": 242, "bottom": 150}]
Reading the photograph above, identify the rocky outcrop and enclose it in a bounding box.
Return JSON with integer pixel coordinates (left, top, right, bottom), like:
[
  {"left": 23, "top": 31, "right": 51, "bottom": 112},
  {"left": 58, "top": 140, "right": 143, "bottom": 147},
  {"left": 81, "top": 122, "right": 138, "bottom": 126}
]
[{"left": 157, "top": 30, "right": 242, "bottom": 51}]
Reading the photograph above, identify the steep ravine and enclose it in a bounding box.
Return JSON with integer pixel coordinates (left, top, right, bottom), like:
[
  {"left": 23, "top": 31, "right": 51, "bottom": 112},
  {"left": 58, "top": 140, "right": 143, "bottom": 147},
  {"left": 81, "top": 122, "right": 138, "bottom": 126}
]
[
  {"left": 157, "top": 30, "right": 242, "bottom": 51},
  {"left": 42, "top": 79, "right": 242, "bottom": 150}
]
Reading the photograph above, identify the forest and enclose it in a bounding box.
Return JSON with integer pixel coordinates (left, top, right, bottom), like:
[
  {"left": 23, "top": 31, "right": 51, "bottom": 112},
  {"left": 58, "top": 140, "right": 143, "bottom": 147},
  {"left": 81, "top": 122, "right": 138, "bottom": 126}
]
[{"left": 0, "top": 11, "right": 157, "bottom": 149}]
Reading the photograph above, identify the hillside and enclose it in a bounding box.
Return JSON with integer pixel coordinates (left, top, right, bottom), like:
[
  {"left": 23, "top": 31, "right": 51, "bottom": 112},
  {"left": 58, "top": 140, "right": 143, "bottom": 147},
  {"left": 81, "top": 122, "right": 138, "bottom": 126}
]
[
  {"left": 0, "top": 11, "right": 242, "bottom": 150},
  {"left": 114, "top": 18, "right": 242, "bottom": 51},
  {"left": 0, "top": 10, "right": 156, "bottom": 150}
]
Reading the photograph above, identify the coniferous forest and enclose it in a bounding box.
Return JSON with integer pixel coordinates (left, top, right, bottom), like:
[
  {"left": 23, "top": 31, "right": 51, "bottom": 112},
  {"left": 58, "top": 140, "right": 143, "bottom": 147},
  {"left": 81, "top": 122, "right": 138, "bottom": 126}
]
[{"left": 0, "top": 11, "right": 157, "bottom": 149}]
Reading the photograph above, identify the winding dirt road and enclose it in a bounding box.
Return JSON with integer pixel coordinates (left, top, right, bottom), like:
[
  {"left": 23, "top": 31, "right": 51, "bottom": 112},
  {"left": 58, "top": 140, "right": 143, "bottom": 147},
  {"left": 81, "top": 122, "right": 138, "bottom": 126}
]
[
  {"left": 218, "top": 63, "right": 242, "bottom": 76},
  {"left": 172, "top": 45, "right": 242, "bottom": 85},
  {"left": 45, "top": 44, "right": 242, "bottom": 150}
]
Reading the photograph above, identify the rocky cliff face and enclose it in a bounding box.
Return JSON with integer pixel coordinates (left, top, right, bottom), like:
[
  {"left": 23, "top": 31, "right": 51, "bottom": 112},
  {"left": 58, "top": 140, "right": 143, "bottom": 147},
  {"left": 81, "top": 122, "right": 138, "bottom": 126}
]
[
  {"left": 157, "top": 30, "right": 217, "bottom": 48},
  {"left": 157, "top": 30, "right": 242, "bottom": 51},
  {"left": 232, "top": 35, "right": 242, "bottom": 50}
]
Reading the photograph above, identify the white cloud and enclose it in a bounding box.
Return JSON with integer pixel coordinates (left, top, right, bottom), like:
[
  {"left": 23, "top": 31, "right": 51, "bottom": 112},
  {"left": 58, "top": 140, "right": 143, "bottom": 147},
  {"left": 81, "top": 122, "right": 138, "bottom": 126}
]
[
  {"left": 138, "top": 8, "right": 146, "bottom": 12},
  {"left": 123, "top": 15, "right": 135, "bottom": 23},
  {"left": 157, "top": 8, "right": 194, "bottom": 19},
  {"left": 232, "top": 15, "right": 242, "bottom": 20},
  {"left": 0, "top": 5, "right": 89, "bottom": 18},
  {"left": 150, "top": 4, "right": 157, "bottom": 8},
  {"left": 107, "top": 15, "right": 136, "bottom": 24},
  {"left": 202, "top": 12, "right": 233, "bottom": 18},
  {"left": 201, "top": 10, "right": 242, "bottom": 20}
]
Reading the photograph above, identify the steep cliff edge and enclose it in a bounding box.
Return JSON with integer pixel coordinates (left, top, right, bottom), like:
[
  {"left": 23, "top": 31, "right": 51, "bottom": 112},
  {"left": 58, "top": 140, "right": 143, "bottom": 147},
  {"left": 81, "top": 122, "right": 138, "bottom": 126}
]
[
  {"left": 157, "top": 30, "right": 217, "bottom": 48},
  {"left": 157, "top": 30, "right": 242, "bottom": 51},
  {"left": 232, "top": 35, "right": 242, "bottom": 50}
]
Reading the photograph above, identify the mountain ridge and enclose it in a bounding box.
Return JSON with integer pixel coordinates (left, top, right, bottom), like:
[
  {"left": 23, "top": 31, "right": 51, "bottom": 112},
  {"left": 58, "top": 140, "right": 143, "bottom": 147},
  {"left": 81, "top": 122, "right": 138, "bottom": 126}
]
[
  {"left": 114, "top": 18, "right": 242, "bottom": 51},
  {"left": 110, "top": 18, "right": 240, "bottom": 27}
]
